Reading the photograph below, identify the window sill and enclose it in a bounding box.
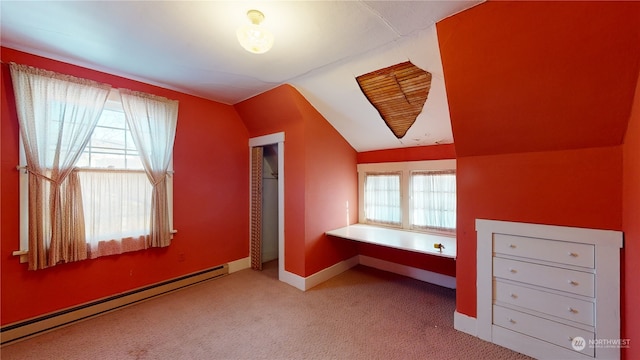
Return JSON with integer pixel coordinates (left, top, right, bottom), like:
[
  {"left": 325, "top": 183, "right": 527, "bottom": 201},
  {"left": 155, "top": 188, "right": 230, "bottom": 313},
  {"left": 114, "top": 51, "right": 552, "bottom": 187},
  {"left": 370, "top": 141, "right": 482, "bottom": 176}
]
[
  {"left": 12, "top": 250, "right": 28, "bottom": 263},
  {"left": 13, "top": 230, "right": 178, "bottom": 264},
  {"left": 326, "top": 223, "right": 456, "bottom": 259}
]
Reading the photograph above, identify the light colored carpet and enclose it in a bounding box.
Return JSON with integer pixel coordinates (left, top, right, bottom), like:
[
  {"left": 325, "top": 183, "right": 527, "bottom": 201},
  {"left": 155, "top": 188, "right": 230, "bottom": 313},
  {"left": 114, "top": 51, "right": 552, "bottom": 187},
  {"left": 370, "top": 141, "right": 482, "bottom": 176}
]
[{"left": 1, "top": 262, "right": 532, "bottom": 359}]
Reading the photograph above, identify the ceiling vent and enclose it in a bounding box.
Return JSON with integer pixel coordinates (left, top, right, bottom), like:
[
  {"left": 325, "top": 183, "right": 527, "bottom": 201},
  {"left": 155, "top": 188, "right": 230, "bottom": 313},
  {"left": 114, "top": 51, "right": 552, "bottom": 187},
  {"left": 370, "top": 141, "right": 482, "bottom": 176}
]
[{"left": 356, "top": 61, "right": 432, "bottom": 139}]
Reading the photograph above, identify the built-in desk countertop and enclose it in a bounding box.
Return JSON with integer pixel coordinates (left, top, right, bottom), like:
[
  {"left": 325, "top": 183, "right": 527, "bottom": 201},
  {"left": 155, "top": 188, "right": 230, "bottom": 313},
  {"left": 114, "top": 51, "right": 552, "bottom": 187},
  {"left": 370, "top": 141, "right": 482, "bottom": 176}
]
[{"left": 326, "top": 224, "right": 456, "bottom": 259}]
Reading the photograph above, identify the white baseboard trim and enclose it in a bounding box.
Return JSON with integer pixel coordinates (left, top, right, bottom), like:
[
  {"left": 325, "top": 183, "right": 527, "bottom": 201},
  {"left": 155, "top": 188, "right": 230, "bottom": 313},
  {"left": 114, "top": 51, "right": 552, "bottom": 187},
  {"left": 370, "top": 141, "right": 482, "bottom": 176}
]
[
  {"left": 280, "top": 269, "right": 306, "bottom": 291},
  {"left": 453, "top": 310, "right": 477, "bottom": 336},
  {"left": 278, "top": 256, "right": 361, "bottom": 291},
  {"left": 359, "top": 255, "right": 456, "bottom": 289},
  {"left": 226, "top": 255, "right": 306, "bottom": 291},
  {"left": 280, "top": 254, "right": 456, "bottom": 292},
  {"left": 227, "top": 256, "right": 250, "bottom": 273},
  {"left": 304, "top": 255, "right": 360, "bottom": 290},
  {"left": 228, "top": 256, "right": 358, "bottom": 292}
]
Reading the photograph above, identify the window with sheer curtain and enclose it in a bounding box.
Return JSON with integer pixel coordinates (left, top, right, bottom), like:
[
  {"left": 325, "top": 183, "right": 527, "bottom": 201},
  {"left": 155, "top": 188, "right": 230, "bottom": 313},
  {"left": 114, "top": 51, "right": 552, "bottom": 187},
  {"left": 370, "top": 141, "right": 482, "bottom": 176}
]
[
  {"left": 77, "top": 103, "right": 154, "bottom": 258},
  {"left": 358, "top": 160, "right": 456, "bottom": 233},
  {"left": 410, "top": 170, "right": 456, "bottom": 232},
  {"left": 363, "top": 172, "right": 402, "bottom": 226},
  {"left": 12, "top": 63, "right": 177, "bottom": 269}
]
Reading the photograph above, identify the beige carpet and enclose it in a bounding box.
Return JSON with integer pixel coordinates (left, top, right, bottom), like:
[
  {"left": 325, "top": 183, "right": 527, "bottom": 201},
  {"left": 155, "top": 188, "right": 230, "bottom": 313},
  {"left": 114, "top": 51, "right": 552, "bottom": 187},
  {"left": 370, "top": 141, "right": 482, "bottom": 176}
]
[{"left": 1, "top": 262, "right": 532, "bottom": 359}]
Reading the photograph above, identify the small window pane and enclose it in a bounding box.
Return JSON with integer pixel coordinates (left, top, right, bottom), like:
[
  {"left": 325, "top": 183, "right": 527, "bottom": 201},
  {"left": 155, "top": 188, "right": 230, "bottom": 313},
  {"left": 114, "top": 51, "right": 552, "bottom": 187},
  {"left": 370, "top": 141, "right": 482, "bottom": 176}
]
[
  {"left": 126, "top": 155, "right": 144, "bottom": 170},
  {"left": 90, "top": 153, "right": 126, "bottom": 168},
  {"left": 80, "top": 108, "right": 140, "bottom": 170},
  {"left": 125, "top": 131, "right": 137, "bottom": 150},
  {"left": 364, "top": 173, "right": 401, "bottom": 226},
  {"left": 92, "top": 126, "right": 126, "bottom": 149},
  {"left": 76, "top": 153, "right": 90, "bottom": 168},
  {"left": 410, "top": 171, "right": 456, "bottom": 231},
  {"left": 99, "top": 109, "right": 126, "bottom": 128}
]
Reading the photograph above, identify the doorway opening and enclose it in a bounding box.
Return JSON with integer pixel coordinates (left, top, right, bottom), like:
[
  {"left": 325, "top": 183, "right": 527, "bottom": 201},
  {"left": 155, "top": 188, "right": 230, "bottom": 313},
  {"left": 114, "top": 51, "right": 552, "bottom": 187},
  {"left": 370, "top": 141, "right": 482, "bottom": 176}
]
[
  {"left": 260, "top": 144, "right": 279, "bottom": 267},
  {"left": 249, "top": 133, "right": 284, "bottom": 281}
]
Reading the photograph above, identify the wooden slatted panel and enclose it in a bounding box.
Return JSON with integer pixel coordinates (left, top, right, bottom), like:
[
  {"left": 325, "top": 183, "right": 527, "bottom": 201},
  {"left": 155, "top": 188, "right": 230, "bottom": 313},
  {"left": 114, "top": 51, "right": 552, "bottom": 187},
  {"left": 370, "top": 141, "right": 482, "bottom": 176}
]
[
  {"left": 356, "top": 61, "right": 432, "bottom": 138},
  {"left": 250, "top": 146, "right": 263, "bottom": 271}
]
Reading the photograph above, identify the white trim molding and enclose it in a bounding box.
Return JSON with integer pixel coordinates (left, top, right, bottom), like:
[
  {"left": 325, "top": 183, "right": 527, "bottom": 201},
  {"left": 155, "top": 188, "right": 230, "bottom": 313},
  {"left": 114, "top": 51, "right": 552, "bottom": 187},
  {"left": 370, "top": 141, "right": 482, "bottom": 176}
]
[
  {"left": 227, "top": 257, "right": 250, "bottom": 273},
  {"left": 359, "top": 255, "right": 456, "bottom": 289},
  {"left": 248, "top": 132, "right": 287, "bottom": 286},
  {"left": 475, "top": 219, "right": 623, "bottom": 360},
  {"left": 290, "top": 254, "right": 455, "bottom": 291},
  {"left": 453, "top": 311, "right": 477, "bottom": 336},
  {"left": 356, "top": 159, "right": 456, "bottom": 228},
  {"left": 303, "top": 256, "right": 360, "bottom": 290},
  {"left": 249, "top": 132, "right": 284, "bottom": 147}
]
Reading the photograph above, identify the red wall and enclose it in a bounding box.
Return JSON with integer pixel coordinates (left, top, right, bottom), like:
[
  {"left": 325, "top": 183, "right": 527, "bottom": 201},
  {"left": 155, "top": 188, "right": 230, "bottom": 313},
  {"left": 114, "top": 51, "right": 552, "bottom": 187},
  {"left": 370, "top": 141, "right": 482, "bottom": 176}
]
[
  {"left": 437, "top": 2, "right": 639, "bottom": 358},
  {"left": 234, "top": 85, "right": 307, "bottom": 275},
  {"left": 438, "top": 1, "right": 639, "bottom": 157},
  {"left": 1, "top": 48, "right": 250, "bottom": 325},
  {"left": 455, "top": 147, "right": 623, "bottom": 316},
  {"left": 356, "top": 144, "right": 457, "bottom": 277},
  {"left": 357, "top": 144, "right": 456, "bottom": 163},
  {"left": 623, "top": 69, "right": 640, "bottom": 360},
  {"left": 296, "top": 91, "right": 360, "bottom": 275},
  {"left": 234, "top": 85, "right": 359, "bottom": 277}
]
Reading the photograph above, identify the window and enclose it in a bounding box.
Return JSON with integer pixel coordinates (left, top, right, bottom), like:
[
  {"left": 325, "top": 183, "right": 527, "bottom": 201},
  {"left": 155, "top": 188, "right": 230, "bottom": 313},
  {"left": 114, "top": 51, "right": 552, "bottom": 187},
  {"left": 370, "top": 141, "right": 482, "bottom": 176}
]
[
  {"left": 363, "top": 172, "right": 402, "bottom": 226},
  {"left": 75, "top": 98, "right": 154, "bottom": 255},
  {"left": 410, "top": 170, "right": 456, "bottom": 232},
  {"left": 77, "top": 105, "right": 143, "bottom": 170},
  {"left": 12, "top": 63, "right": 178, "bottom": 269},
  {"left": 18, "top": 89, "right": 174, "bottom": 259},
  {"left": 358, "top": 160, "right": 456, "bottom": 233}
]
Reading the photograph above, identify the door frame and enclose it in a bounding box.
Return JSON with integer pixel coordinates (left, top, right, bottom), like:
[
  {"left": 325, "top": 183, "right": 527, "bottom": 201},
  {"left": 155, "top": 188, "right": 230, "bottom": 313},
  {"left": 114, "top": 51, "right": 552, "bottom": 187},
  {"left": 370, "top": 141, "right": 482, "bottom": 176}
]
[{"left": 249, "top": 132, "right": 286, "bottom": 282}]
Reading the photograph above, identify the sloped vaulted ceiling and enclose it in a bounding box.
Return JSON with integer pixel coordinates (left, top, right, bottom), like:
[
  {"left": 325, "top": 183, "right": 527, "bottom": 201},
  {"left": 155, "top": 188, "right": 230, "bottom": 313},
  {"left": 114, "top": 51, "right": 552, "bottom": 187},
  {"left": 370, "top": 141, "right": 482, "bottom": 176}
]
[
  {"left": 437, "top": 1, "right": 640, "bottom": 157},
  {"left": 0, "top": 1, "right": 483, "bottom": 153}
]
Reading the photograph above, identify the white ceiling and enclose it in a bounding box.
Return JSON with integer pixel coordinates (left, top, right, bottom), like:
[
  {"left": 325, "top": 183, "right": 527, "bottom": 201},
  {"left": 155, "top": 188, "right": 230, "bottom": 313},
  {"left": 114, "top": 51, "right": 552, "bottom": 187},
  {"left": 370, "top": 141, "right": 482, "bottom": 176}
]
[{"left": 1, "top": 1, "right": 482, "bottom": 152}]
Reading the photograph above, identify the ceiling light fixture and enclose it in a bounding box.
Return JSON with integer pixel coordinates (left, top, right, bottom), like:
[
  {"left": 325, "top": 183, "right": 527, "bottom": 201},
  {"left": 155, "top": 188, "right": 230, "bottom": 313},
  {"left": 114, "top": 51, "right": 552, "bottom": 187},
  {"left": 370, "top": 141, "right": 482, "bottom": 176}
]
[{"left": 236, "top": 9, "right": 274, "bottom": 54}]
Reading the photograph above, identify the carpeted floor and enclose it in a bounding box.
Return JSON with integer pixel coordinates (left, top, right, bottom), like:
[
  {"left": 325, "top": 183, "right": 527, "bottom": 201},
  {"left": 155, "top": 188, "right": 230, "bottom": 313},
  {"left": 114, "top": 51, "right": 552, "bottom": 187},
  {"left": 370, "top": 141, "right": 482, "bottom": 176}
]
[{"left": 1, "top": 262, "right": 533, "bottom": 359}]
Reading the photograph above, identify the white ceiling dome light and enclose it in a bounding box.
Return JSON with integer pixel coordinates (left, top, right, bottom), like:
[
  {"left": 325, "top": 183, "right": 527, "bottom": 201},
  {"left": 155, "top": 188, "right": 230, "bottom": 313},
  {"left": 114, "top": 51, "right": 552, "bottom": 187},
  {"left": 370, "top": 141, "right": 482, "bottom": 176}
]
[{"left": 236, "top": 9, "right": 274, "bottom": 54}]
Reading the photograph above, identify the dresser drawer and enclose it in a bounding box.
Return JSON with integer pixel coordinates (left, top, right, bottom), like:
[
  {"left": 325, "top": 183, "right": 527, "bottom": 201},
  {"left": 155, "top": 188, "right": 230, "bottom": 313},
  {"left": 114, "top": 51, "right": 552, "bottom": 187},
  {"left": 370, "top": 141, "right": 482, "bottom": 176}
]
[
  {"left": 494, "top": 280, "right": 594, "bottom": 326},
  {"left": 493, "top": 305, "right": 595, "bottom": 357},
  {"left": 493, "top": 257, "right": 595, "bottom": 297},
  {"left": 494, "top": 234, "right": 594, "bottom": 268}
]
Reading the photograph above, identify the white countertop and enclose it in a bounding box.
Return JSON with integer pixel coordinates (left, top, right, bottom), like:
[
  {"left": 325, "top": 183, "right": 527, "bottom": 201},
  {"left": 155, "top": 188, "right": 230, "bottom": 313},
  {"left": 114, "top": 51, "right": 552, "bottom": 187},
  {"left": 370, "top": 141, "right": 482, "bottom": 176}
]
[{"left": 326, "top": 224, "right": 456, "bottom": 259}]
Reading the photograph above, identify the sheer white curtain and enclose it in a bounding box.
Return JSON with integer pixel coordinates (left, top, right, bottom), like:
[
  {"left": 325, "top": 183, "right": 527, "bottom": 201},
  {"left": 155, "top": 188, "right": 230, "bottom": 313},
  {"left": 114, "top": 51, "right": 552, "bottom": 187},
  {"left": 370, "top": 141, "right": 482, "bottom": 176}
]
[
  {"left": 364, "top": 173, "right": 402, "bottom": 225},
  {"left": 81, "top": 169, "right": 152, "bottom": 258},
  {"left": 410, "top": 170, "right": 456, "bottom": 231},
  {"left": 10, "top": 63, "right": 111, "bottom": 270},
  {"left": 120, "top": 89, "right": 178, "bottom": 248}
]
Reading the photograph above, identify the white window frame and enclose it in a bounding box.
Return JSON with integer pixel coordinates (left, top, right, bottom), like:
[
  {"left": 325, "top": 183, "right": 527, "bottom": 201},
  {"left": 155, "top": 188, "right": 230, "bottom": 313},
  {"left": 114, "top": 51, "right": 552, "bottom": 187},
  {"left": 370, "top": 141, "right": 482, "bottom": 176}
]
[
  {"left": 17, "top": 89, "right": 174, "bottom": 258},
  {"left": 357, "top": 159, "right": 456, "bottom": 233},
  {"left": 362, "top": 171, "right": 403, "bottom": 227}
]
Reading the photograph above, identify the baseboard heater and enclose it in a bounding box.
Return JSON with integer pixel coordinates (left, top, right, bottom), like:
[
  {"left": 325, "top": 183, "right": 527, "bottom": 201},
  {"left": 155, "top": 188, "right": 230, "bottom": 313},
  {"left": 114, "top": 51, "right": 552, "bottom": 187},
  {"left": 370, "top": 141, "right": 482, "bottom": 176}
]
[{"left": 1, "top": 263, "right": 228, "bottom": 346}]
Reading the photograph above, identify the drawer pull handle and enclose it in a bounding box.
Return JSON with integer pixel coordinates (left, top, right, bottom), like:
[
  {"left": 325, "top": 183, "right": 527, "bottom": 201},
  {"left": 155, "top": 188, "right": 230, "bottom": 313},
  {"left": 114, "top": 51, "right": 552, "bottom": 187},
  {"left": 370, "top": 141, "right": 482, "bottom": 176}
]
[
  {"left": 509, "top": 268, "right": 517, "bottom": 274},
  {"left": 568, "top": 280, "right": 579, "bottom": 286},
  {"left": 568, "top": 307, "right": 578, "bottom": 314},
  {"left": 568, "top": 252, "right": 579, "bottom": 257},
  {"left": 508, "top": 318, "right": 516, "bottom": 324},
  {"left": 509, "top": 244, "right": 516, "bottom": 248},
  {"left": 510, "top": 293, "right": 518, "bottom": 299}
]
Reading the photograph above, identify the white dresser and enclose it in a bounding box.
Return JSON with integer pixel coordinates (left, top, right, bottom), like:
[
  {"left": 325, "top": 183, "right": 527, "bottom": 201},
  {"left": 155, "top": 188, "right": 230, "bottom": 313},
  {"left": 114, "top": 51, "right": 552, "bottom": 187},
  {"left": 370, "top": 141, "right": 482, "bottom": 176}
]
[{"left": 476, "top": 219, "right": 623, "bottom": 360}]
